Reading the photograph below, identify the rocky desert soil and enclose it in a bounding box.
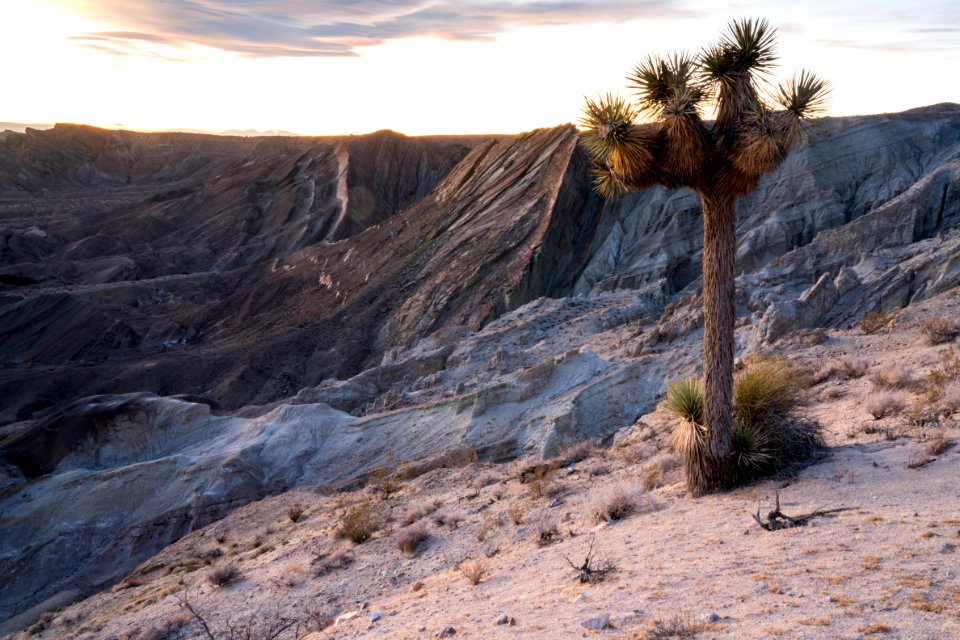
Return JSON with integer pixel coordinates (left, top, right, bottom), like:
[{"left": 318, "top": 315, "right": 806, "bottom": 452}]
[{"left": 12, "top": 293, "right": 960, "bottom": 640}]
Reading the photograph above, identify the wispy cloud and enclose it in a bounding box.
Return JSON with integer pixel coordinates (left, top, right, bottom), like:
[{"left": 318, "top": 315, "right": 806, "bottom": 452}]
[{"left": 64, "top": 0, "right": 687, "bottom": 58}]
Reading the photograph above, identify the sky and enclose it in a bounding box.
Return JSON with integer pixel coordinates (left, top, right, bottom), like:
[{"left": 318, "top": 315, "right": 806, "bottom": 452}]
[{"left": 1, "top": 0, "right": 958, "bottom": 135}]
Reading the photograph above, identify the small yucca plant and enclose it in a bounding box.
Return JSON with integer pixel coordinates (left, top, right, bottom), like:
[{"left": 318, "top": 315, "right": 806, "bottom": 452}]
[
  {"left": 663, "top": 377, "right": 704, "bottom": 425},
  {"left": 733, "top": 358, "right": 803, "bottom": 425},
  {"left": 731, "top": 420, "right": 775, "bottom": 473},
  {"left": 665, "top": 359, "right": 822, "bottom": 490},
  {"left": 665, "top": 377, "right": 709, "bottom": 493}
]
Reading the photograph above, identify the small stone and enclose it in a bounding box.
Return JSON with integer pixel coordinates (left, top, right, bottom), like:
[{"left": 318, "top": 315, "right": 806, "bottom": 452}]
[
  {"left": 495, "top": 614, "right": 515, "bottom": 626},
  {"left": 438, "top": 626, "right": 457, "bottom": 638},
  {"left": 572, "top": 593, "right": 587, "bottom": 603},
  {"left": 371, "top": 612, "right": 383, "bottom": 621},
  {"left": 582, "top": 614, "right": 611, "bottom": 630},
  {"left": 412, "top": 581, "right": 425, "bottom": 592},
  {"left": 703, "top": 612, "right": 721, "bottom": 623},
  {"left": 335, "top": 610, "right": 360, "bottom": 625}
]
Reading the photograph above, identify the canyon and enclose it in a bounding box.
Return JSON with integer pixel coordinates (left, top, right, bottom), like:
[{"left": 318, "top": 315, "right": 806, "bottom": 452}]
[{"left": 1, "top": 104, "right": 959, "bottom": 631}]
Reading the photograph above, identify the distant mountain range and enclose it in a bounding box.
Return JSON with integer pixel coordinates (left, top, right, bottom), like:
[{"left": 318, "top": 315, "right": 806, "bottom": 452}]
[{"left": 0, "top": 122, "right": 298, "bottom": 136}]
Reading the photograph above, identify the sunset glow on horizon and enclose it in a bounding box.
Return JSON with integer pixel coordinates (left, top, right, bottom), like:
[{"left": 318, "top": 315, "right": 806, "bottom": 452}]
[{"left": 2, "top": 0, "right": 958, "bottom": 136}]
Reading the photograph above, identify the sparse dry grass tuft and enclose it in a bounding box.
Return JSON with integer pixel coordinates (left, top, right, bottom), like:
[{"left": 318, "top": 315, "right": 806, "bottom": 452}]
[
  {"left": 816, "top": 357, "right": 868, "bottom": 382},
  {"left": 402, "top": 498, "right": 443, "bottom": 525},
  {"left": 312, "top": 549, "right": 354, "bottom": 576},
  {"left": 206, "top": 563, "right": 242, "bottom": 587},
  {"left": 865, "top": 392, "right": 907, "bottom": 420},
  {"left": 470, "top": 471, "right": 501, "bottom": 489},
  {"left": 534, "top": 517, "right": 561, "bottom": 547},
  {"left": 506, "top": 501, "right": 525, "bottom": 525},
  {"left": 870, "top": 365, "right": 914, "bottom": 390},
  {"left": 459, "top": 558, "right": 488, "bottom": 585},
  {"left": 276, "top": 559, "right": 308, "bottom": 588},
  {"left": 641, "top": 454, "right": 681, "bottom": 490},
  {"left": 857, "top": 623, "right": 892, "bottom": 635},
  {"left": 924, "top": 430, "right": 952, "bottom": 456},
  {"left": 432, "top": 511, "right": 463, "bottom": 530},
  {"left": 636, "top": 609, "right": 714, "bottom": 639},
  {"left": 586, "top": 484, "right": 648, "bottom": 523},
  {"left": 920, "top": 316, "right": 960, "bottom": 345}
]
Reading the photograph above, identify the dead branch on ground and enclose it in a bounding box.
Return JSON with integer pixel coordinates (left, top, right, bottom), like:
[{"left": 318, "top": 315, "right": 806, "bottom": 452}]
[{"left": 752, "top": 491, "right": 854, "bottom": 531}]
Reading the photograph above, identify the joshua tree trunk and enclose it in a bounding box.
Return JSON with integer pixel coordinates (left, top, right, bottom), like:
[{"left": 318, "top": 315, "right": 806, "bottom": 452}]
[{"left": 695, "top": 189, "right": 736, "bottom": 493}]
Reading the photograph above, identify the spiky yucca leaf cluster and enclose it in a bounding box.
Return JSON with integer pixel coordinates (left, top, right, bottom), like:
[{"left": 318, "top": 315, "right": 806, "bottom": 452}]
[
  {"left": 663, "top": 377, "right": 704, "bottom": 426},
  {"left": 665, "top": 359, "right": 822, "bottom": 489},
  {"left": 579, "top": 94, "right": 655, "bottom": 197},
  {"left": 579, "top": 17, "right": 830, "bottom": 197}
]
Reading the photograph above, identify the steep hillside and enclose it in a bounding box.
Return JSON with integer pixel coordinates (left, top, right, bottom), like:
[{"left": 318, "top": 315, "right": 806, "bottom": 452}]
[
  {"left": 0, "top": 126, "right": 487, "bottom": 421},
  {"left": 6, "top": 295, "right": 960, "bottom": 639}
]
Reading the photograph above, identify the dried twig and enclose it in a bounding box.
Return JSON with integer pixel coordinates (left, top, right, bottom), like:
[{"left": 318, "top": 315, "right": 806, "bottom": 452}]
[
  {"left": 563, "top": 534, "right": 615, "bottom": 583},
  {"left": 752, "top": 491, "right": 854, "bottom": 531}
]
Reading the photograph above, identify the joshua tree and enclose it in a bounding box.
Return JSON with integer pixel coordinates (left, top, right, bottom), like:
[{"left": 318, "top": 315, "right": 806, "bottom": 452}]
[{"left": 579, "top": 18, "right": 828, "bottom": 495}]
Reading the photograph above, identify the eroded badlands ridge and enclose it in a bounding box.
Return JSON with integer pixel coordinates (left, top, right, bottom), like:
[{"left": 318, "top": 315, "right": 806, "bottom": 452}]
[{"left": 1, "top": 105, "right": 960, "bottom": 626}]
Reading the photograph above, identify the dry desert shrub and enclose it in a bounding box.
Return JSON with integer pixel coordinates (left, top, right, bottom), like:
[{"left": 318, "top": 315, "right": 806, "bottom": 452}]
[
  {"left": 865, "top": 392, "right": 907, "bottom": 420},
  {"left": 459, "top": 558, "right": 488, "bottom": 585},
  {"left": 470, "top": 470, "right": 501, "bottom": 489},
  {"left": 586, "top": 484, "right": 649, "bottom": 523},
  {"left": 924, "top": 430, "right": 952, "bottom": 456},
  {"left": 920, "top": 316, "right": 960, "bottom": 345},
  {"left": 505, "top": 501, "right": 524, "bottom": 525},
  {"left": 475, "top": 512, "right": 502, "bottom": 542},
  {"left": 816, "top": 357, "right": 868, "bottom": 382},
  {"left": 641, "top": 454, "right": 681, "bottom": 490},
  {"left": 287, "top": 504, "right": 305, "bottom": 523},
  {"left": 931, "top": 380, "right": 960, "bottom": 416},
  {"left": 534, "top": 517, "right": 562, "bottom": 547},
  {"left": 367, "top": 465, "right": 401, "bottom": 499},
  {"left": 859, "top": 310, "right": 894, "bottom": 335},
  {"left": 564, "top": 535, "right": 615, "bottom": 584},
  {"left": 528, "top": 476, "right": 561, "bottom": 500},
  {"left": 312, "top": 549, "right": 354, "bottom": 576},
  {"left": 402, "top": 498, "right": 443, "bottom": 525},
  {"left": 276, "top": 559, "right": 309, "bottom": 588},
  {"left": 583, "top": 461, "right": 611, "bottom": 476},
  {"left": 870, "top": 365, "right": 914, "bottom": 390},
  {"left": 908, "top": 347, "right": 960, "bottom": 423},
  {"left": 638, "top": 609, "right": 713, "bottom": 639},
  {"left": 336, "top": 500, "right": 381, "bottom": 544},
  {"left": 121, "top": 613, "right": 191, "bottom": 640},
  {"left": 556, "top": 439, "right": 597, "bottom": 466},
  {"left": 206, "top": 563, "right": 242, "bottom": 587},
  {"left": 820, "top": 385, "right": 844, "bottom": 400},
  {"left": 397, "top": 524, "right": 429, "bottom": 556},
  {"left": 432, "top": 511, "right": 463, "bottom": 530}
]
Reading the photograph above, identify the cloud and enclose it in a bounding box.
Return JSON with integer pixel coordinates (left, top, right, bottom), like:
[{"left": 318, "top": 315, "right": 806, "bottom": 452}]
[{"left": 64, "top": 0, "right": 686, "bottom": 58}]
